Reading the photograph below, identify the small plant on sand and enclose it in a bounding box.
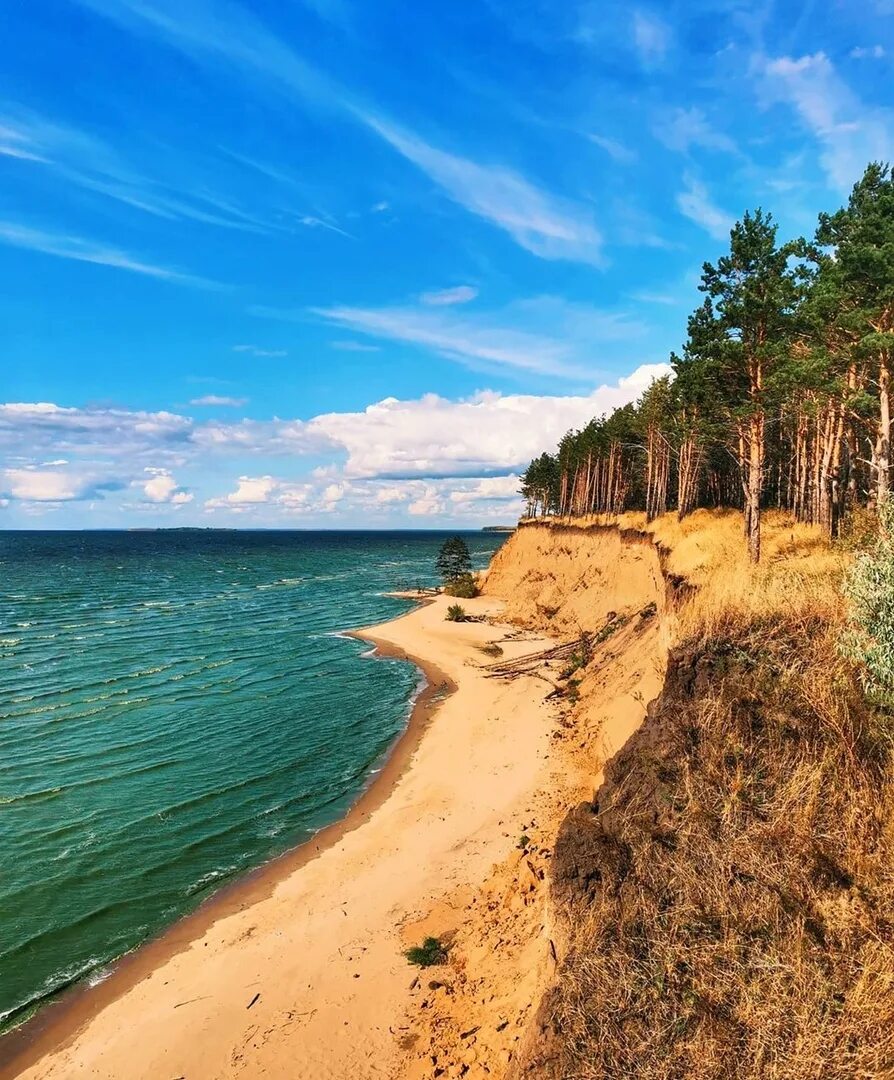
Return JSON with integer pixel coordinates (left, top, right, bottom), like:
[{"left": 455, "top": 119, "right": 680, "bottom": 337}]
[
  {"left": 445, "top": 604, "right": 467, "bottom": 623},
  {"left": 560, "top": 638, "right": 592, "bottom": 680},
  {"left": 444, "top": 572, "right": 479, "bottom": 598},
  {"left": 517, "top": 834, "right": 531, "bottom": 850},
  {"left": 478, "top": 642, "right": 504, "bottom": 658},
  {"left": 405, "top": 936, "right": 448, "bottom": 967}
]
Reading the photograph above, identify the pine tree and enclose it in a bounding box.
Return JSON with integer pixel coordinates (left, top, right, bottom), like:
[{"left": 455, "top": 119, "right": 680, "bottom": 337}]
[
  {"left": 699, "top": 209, "right": 800, "bottom": 562},
  {"left": 436, "top": 536, "right": 472, "bottom": 584}
]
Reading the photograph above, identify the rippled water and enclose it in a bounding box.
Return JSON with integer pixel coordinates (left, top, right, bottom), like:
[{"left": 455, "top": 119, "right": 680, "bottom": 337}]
[{"left": 0, "top": 529, "right": 503, "bottom": 1028}]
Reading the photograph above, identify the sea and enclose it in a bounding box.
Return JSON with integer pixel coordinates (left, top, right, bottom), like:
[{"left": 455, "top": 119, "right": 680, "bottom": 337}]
[{"left": 0, "top": 529, "right": 505, "bottom": 1030}]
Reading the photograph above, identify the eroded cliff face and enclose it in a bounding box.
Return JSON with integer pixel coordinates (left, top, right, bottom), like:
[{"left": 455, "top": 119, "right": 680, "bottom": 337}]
[
  {"left": 401, "top": 522, "right": 673, "bottom": 1079},
  {"left": 483, "top": 523, "right": 667, "bottom": 638},
  {"left": 484, "top": 522, "right": 672, "bottom": 775}
]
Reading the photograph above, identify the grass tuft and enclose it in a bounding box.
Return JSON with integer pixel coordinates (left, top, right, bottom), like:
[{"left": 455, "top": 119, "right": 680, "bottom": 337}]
[{"left": 405, "top": 937, "right": 448, "bottom": 968}]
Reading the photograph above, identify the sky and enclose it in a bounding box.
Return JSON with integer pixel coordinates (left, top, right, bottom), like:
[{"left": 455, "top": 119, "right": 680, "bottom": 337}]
[{"left": 2, "top": 0, "right": 893, "bottom": 528}]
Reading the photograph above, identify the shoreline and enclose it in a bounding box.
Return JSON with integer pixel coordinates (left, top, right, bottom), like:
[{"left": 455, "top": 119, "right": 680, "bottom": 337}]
[
  {"left": 0, "top": 599, "right": 454, "bottom": 1078},
  {"left": 1, "top": 593, "right": 557, "bottom": 1080}
]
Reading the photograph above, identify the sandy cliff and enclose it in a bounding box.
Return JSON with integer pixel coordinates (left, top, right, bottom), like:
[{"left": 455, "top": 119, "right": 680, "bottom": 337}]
[{"left": 399, "top": 521, "right": 673, "bottom": 1077}]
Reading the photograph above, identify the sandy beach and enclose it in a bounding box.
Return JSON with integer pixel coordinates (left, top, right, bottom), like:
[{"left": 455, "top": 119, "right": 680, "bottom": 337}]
[{"left": 2, "top": 593, "right": 559, "bottom": 1080}]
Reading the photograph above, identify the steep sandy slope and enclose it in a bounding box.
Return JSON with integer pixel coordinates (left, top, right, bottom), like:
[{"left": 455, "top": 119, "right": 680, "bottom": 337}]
[{"left": 400, "top": 522, "right": 670, "bottom": 1078}]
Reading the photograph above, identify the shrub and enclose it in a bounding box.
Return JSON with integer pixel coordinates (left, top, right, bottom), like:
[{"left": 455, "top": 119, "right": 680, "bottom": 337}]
[
  {"left": 478, "top": 642, "right": 504, "bottom": 658},
  {"left": 842, "top": 499, "right": 894, "bottom": 706},
  {"left": 444, "top": 573, "right": 479, "bottom": 598},
  {"left": 405, "top": 936, "right": 448, "bottom": 967},
  {"left": 517, "top": 834, "right": 531, "bottom": 849},
  {"left": 445, "top": 604, "right": 467, "bottom": 622}
]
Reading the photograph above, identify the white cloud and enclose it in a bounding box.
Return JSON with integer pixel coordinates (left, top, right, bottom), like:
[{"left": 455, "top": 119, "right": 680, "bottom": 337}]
[
  {"left": 0, "top": 401, "right": 193, "bottom": 458},
  {"left": 1, "top": 466, "right": 121, "bottom": 502},
  {"left": 303, "top": 363, "right": 670, "bottom": 479},
  {"left": 1, "top": 361, "right": 672, "bottom": 520},
  {"left": 204, "top": 474, "right": 313, "bottom": 512},
  {"left": 142, "top": 467, "right": 193, "bottom": 504},
  {"left": 190, "top": 395, "right": 249, "bottom": 407},
  {"left": 420, "top": 285, "right": 478, "bottom": 306},
  {"left": 850, "top": 45, "right": 885, "bottom": 59},
  {"left": 656, "top": 108, "right": 738, "bottom": 155},
  {"left": 676, "top": 177, "right": 735, "bottom": 240},
  {"left": 361, "top": 114, "right": 603, "bottom": 265},
  {"left": 632, "top": 11, "right": 670, "bottom": 66},
  {"left": 0, "top": 221, "right": 216, "bottom": 287},
  {"left": 758, "top": 51, "right": 894, "bottom": 191}
]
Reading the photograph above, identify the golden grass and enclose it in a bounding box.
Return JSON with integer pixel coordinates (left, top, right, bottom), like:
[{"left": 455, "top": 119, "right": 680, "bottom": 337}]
[{"left": 516, "top": 509, "right": 894, "bottom": 1080}]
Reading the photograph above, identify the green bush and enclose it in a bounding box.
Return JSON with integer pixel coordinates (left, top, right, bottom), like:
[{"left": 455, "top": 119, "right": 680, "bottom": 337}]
[
  {"left": 445, "top": 604, "right": 467, "bottom": 622},
  {"left": 444, "top": 573, "right": 479, "bottom": 598},
  {"left": 842, "top": 499, "right": 894, "bottom": 706},
  {"left": 405, "top": 936, "right": 448, "bottom": 967}
]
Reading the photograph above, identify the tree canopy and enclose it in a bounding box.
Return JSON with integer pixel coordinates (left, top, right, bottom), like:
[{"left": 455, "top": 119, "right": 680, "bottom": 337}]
[{"left": 519, "top": 162, "right": 894, "bottom": 561}]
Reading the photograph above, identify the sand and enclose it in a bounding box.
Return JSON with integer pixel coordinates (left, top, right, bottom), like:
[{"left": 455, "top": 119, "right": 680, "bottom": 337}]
[{"left": 2, "top": 594, "right": 560, "bottom": 1080}]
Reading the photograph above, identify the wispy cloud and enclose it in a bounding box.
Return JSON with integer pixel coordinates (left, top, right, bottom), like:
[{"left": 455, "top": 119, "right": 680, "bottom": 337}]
[
  {"left": 0, "top": 221, "right": 217, "bottom": 286},
  {"left": 300, "top": 295, "right": 646, "bottom": 379},
  {"left": 676, "top": 178, "right": 734, "bottom": 240},
  {"left": 0, "top": 108, "right": 275, "bottom": 233},
  {"left": 76, "top": 0, "right": 603, "bottom": 264},
  {"left": 76, "top": 0, "right": 338, "bottom": 109},
  {"left": 190, "top": 395, "right": 248, "bottom": 407},
  {"left": 757, "top": 51, "right": 894, "bottom": 191},
  {"left": 361, "top": 114, "right": 604, "bottom": 264},
  {"left": 655, "top": 107, "right": 739, "bottom": 156},
  {"left": 420, "top": 285, "right": 478, "bottom": 306},
  {"left": 297, "top": 214, "right": 354, "bottom": 239},
  {"left": 330, "top": 340, "right": 382, "bottom": 353},
  {"left": 588, "top": 134, "right": 637, "bottom": 164},
  {"left": 233, "top": 344, "right": 287, "bottom": 357}
]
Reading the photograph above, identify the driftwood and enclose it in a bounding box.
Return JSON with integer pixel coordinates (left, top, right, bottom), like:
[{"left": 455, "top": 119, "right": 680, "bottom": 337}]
[{"left": 483, "top": 635, "right": 589, "bottom": 680}]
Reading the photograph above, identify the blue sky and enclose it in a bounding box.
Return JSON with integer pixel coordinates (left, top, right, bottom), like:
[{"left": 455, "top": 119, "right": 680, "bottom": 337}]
[{"left": 2, "top": 0, "right": 893, "bottom": 526}]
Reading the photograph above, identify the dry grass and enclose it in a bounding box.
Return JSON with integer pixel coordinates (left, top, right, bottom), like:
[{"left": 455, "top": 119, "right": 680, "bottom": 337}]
[{"left": 515, "top": 510, "right": 894, "bottom": 1080}]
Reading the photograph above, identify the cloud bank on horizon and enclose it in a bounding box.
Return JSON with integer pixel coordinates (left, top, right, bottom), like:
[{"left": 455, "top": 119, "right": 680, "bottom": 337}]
[{"left": 2, "top": 0, "right": 892, "bottom": 526}]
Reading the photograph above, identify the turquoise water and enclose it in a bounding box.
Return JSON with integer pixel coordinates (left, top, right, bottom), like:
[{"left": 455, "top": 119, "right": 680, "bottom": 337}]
[{"left": 0, "top": 529, "right": 503, "bottom": 1029}]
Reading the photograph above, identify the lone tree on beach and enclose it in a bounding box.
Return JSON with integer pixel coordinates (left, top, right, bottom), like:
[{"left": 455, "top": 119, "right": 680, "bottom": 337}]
[{"left": 436, "top": 536, "right": 472, "bottom": 584}]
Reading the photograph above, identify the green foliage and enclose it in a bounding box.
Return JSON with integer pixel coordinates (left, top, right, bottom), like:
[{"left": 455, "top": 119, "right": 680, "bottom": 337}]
[
  {"left": 516, "top": 161, "right": 894, "bottom": 552},
  {"left": 404, "top": 936, "right": 448, "bottom": 967},
  {"left": 560, "top": 641, "right": 592, "bottom": 680},
  {"left": 517, "top": 834, "right": 531, "bottom": 850},
  {"left": 436, "top": 536, "right": 472, "bottom": 584},
  {"left": 593, "top": 613, "right": 630, "bottom": 644},
  {"left": 445, "top": 603, "right": 467, "bottom": 622},
  {"left": 842, "top": 499, "right": 894, "bottom": 706},
  {"left": 444, "top": 572, "right": 479, "bottom": 598}
]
